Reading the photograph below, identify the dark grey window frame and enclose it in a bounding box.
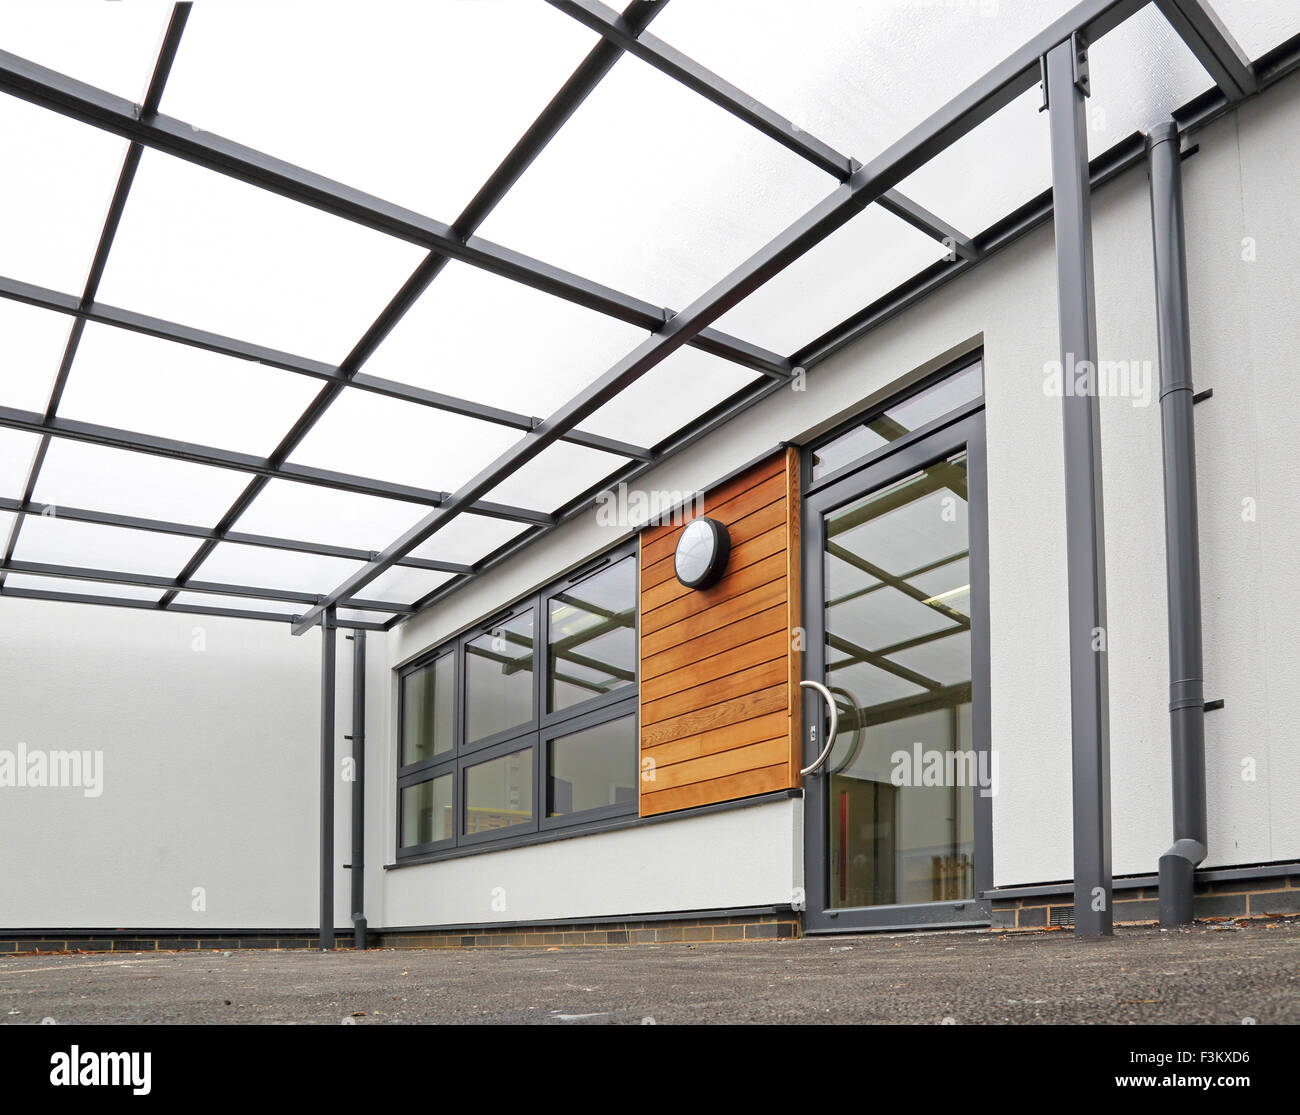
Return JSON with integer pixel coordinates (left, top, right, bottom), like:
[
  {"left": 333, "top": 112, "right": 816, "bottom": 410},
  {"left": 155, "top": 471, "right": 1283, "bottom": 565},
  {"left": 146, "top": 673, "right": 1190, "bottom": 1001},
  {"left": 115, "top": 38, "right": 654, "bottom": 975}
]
[
  {"left": 396, "top": 537, "right": 638, "bottom": 860},
  {"left": 800, "top": 360, "right": 994, "bottom": 933}
]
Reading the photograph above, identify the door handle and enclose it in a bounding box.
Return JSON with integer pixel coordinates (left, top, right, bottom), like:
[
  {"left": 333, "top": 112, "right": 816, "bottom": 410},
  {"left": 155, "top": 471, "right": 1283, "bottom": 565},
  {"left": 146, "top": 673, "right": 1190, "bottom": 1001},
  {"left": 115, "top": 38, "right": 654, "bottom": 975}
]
[{"left": 799, "top": 679, "right": 840, "bottom": 777}]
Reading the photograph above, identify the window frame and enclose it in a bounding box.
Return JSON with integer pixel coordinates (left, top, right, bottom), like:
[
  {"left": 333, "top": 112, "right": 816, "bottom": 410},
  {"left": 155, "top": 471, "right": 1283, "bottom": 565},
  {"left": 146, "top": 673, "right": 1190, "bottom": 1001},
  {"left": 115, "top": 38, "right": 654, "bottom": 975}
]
[{"left": 394, "top": 537, "right": 638, "bottom": 861}]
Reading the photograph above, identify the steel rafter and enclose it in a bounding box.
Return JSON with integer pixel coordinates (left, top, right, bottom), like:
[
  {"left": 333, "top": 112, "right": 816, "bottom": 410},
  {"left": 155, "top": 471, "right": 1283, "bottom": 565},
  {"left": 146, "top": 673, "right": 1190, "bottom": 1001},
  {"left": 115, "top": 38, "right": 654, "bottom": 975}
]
[
  {"left": 155, "top": 0, "right": 669, "bottom": 612},
  {"left": 549, "top": 0, "right": 980, "bottom": 261},
  {"left": 0, "top": 3, "right": 191, "bottom": 592},
  {"left": 297, "top": 0, "right": 1148, "bottom": 635},
  {"left": 1155, "top": 0, "right": 1256, "bottom": 100}
]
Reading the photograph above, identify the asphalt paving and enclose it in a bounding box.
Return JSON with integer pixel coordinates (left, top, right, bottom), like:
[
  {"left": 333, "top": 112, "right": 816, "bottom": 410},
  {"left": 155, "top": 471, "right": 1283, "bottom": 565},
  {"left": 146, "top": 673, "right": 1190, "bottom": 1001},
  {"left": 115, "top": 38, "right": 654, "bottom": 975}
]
[{"left": 2, "top": 919, "right": 1296, "bottom": 1025}]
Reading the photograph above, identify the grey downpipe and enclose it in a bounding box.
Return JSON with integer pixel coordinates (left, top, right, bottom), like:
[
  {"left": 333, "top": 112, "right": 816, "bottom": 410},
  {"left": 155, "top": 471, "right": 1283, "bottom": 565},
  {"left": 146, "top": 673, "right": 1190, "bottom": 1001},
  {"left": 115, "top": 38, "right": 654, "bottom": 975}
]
[
  {"left": 349, "top": 629, "right": 367, "bottom": 949},
  {"left": 1146, "top": 121, "right": 1208, "bottom": 927}
]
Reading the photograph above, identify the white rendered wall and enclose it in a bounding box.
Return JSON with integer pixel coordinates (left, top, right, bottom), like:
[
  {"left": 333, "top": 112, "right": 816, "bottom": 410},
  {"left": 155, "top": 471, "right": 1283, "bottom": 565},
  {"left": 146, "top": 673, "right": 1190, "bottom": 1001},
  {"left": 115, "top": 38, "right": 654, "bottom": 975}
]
[
  {"left": 1, "top": 82, "right": 1296, "bottom": 932},
  {"left": 0, "top": 596, "right": 379, "bottom": 930}
]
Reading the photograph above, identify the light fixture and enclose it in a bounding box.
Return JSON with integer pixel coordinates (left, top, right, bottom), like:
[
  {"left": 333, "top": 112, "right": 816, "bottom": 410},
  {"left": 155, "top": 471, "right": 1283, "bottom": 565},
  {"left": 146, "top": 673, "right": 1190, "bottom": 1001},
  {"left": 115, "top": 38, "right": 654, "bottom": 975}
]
[{"left": 674, "top": 517, "right": 730, "bottom": 590}]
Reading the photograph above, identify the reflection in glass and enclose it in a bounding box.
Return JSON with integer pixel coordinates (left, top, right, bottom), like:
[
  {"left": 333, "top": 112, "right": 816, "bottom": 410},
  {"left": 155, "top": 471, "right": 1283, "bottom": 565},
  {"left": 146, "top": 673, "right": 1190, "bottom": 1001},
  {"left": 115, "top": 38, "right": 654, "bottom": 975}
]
[
  {"left": 401, "top": 652, "right": 454, "bottom": 765},
  {"left": 400, "top": 774, "right": 453, "bottom": 847},
  {"left": 548, "top": 557, "right": 636, "bottom": 713},
  {"left": 464, "top": 748, "right": 533, "bottom": 835},
  {"left": 547, "top": 715, "right": 637, "bottom": 816},
  {"left": 811, "top": 363, "right": 982, "bottom": 482},
  {"left": 822, "top": 453, "right": 975, "bottom": 908},
  {"left": 465, "top": 610, "right": 534, "bottom": 743}
]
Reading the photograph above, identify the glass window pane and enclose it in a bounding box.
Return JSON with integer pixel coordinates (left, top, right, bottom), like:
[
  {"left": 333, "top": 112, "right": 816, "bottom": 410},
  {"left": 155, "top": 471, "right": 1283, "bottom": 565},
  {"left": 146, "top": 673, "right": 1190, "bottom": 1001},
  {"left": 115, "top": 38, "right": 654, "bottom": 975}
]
[
  {"left": 547, "top": 715, "right": 637, "bottom": 817},
  {"left": 400, "top": 774, "right": 453, "bottom": 848},
  {"left": 476, "top": 51, "right": 830, "bottom": 309},
  {"left": 160, "top": 2, "right": 599, "bottom": 224},
  {"left": 57, "top": 324, "right": 321, "bottom": 458},
  {"left": 465, "top": 610, "right": 535, "bottom": 744},
  {"left": 812, "top": 364, "right": 983, "bottom": 482},
  {"left": 464, "top": 748, "right": 533, "bottom": 836},
  {"left": 362, "top": 260, "right": 649, "bottom": 417},
  {"left": 548, "top": 556, "right": 636, "bottom": 713},
  {"left": 0, "top": 299, "right": 72, "bottom": 413},
  {"left": 402, "top": 655, "right": 454, "bottom": 767},
  {"left": 96, "top": 150, "right": 426, "bottom": 364},
  {"left": 32, "top": 440, "right": 254, "bottom": 526},
  {"left": 0, "top": 96, "right": 131, "bottom": 293}
]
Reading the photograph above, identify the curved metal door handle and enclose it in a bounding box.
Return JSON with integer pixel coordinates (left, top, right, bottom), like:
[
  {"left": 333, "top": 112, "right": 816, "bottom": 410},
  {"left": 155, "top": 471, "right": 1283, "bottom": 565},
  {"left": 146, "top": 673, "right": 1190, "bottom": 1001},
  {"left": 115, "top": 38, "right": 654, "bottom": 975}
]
[{"left": 799, "top": 679, "right": 839, "bottom": 777}]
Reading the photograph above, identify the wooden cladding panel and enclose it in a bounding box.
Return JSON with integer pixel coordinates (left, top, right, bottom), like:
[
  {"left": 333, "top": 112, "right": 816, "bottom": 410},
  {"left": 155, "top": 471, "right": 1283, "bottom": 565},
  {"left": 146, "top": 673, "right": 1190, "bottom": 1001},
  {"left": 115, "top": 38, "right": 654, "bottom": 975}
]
[{"left": 638, "top": 449, "right": 800, "bottom": 818}]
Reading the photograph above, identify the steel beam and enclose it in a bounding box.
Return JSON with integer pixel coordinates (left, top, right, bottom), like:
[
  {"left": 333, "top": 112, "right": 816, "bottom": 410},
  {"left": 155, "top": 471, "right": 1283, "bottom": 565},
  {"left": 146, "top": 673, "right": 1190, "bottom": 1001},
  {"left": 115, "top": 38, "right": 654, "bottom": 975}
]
[
  {"left": 299, "top": 0, "right": 1147, "bottom": 635},
  {"left": 319, "top": 607, "right": 337, "bottom": 950},
  {"left": 1156, "top": 0, "right": 1256, "bottom": 101},
  {"left": 0, "top": 274, "right": 651, "bottom": 462},
  {"left": 0, "top": 44, "right": 788, "bottom": 384},
  {"left": 1045, "top": 35, "right": 1113, "bottom": 937},
  {"left": 0, "top": 496, "right": 472, "bottom": 575},
  {"left": 0, "top": 583, "right": 386, "bottom": 630},
  {"left": 349, "top": 629, "right": 367, "bottom": 950},
  {"left": 0, "top": 405, "right": 549, "bottom": 525},
  {"left": 549, "top": 0, "right": 979, "bottom": 261},
  {"left": 0, "top": 3, "right": 191, "bottom": 590},
  {"left": 154, "top": 0, "right": 668, "bottom": 613},
  {"left": 1147, "top": 121, "right": 1207, "bottom": 927},
  {"left": 0, "top": 558, "right": 412, "bottom": 614}
]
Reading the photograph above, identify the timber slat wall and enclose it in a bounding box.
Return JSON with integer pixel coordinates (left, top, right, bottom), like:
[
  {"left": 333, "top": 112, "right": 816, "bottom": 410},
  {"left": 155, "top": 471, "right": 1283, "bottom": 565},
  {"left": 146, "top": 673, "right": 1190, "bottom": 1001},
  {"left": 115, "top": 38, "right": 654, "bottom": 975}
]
[{"left": 638, "top": 449, "right": 800, "bottom": 817}]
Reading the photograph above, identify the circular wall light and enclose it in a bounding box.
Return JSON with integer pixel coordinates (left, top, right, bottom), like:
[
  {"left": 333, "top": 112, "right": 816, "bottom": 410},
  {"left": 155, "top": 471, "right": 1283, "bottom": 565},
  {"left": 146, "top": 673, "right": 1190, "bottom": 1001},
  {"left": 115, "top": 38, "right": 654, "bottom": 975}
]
[{"left": 674, "top": 517, "right": 731, "bottom": 590}]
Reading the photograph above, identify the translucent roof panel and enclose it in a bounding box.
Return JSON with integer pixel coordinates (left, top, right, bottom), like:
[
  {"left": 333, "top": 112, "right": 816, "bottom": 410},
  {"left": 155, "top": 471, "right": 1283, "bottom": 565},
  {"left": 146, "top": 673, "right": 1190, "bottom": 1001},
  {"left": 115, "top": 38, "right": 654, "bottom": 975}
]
[
  {"left": 285, "top": 389, "right": 520, "bottom": 498},
  {"left": 894, "top": 87, "right": 1050, "bottom": 237},
  {"left": 406, "top": 514, "right": 532, "bottom": 568},
  {"left": 648, "top": 0, "right": 1079, "bottom": 165},
  {"left": 57, "top": 324, "right": 321, "bottom": 457},
  {"left": 230, "top": 481, "right": 427, "bottom": 555},
  {"left": 713, "top": 207, "right": 950, "bottom": 356},
  {"left": 360, "top": 260, "right": 649, "bottom": 417},
  {"left": 484, "top": 442, "right": 628, "bottom": 514},
  {"left": 0, "top": 95, "right": 130, "bottom": 293},
  {"left": 365, "top": 567, "right": 456, "bottom": 608},
  {"left": 3, "top": 572, "right": 163, "bottom": 604},
  {"left": 580, "top": 346, "right": 763, "bottom": 449},
  {"left": 0, "top": 298, "right": 71, "bottom": 412},
  {"left": 159, "top": 2, "right": 600, "bottom": 224},
  {"left": 1210, "top": 0, "right": 1300, "bottom": 58},
  {"left": 475, "top": 50, "right": 831, "bottom": 309},
  {"left": 170, "top": 589, "right": 296, "bottom": 613},
  {"left": 192, "top": 542, "right": 365, "bottom": 596},
  {"left": 32, "top": 440, "right": 253, "bottom": 526},
  {"left": 0, "top": 429, "right": 41, "bottom": 497},
  {"left": 95, "top": 151, "right": 427, "bottom": 364},
  {"left": 1085, "top": 5, "right": 1221, "bottom": 147},
  {"left": 11, "top": 516, "right": 198, "bottom": 578},
  {"left": 0, "top": 2, "right": 174, "bottom": 102}
]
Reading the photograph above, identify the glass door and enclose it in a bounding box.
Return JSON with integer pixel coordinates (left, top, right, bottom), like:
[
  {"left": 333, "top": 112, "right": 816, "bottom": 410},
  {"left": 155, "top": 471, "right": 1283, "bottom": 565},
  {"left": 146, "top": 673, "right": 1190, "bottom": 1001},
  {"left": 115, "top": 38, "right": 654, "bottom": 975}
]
[{"left": 802, "top": 410, "right": 992, "bottom": 932}]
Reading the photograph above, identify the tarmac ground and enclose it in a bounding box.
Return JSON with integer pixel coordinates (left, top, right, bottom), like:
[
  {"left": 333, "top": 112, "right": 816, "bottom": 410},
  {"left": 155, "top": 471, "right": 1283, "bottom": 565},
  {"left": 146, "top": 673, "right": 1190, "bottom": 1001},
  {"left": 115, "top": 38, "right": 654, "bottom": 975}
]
[{"left": 2, "top": 919, "right": 1296, "bottom": 1025}]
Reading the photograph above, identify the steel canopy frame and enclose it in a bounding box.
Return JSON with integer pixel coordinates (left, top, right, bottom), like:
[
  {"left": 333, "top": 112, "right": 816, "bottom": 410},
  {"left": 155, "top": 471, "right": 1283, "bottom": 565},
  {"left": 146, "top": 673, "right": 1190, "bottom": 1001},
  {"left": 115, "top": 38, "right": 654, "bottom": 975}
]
[{"left": 293, "top": 0, "right": 1148, "bottom": 635}]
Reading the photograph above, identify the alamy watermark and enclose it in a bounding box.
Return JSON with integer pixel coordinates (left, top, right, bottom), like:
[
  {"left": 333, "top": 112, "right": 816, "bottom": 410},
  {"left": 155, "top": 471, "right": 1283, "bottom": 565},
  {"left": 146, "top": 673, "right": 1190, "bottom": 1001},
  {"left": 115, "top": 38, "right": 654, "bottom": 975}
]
[
  {"left": 594, "top": 483, "right": 705, "bottom": 530},
  {"left": 890, "top": 743, "right": 998, "bottom": 798},
  {"left": 0, "top": 743, "right": 103, "bottom": 797},
  {"left": 1043, "top": 353, "right": 1154, "bottom": 407}
]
